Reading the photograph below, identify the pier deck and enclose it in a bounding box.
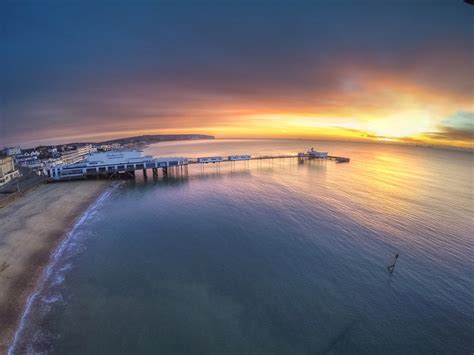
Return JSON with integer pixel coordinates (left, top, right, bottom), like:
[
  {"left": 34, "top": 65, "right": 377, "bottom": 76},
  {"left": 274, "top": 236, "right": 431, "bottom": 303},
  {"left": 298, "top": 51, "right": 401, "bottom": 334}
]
[{"left": 187, "top": 154, "right": 350, "bottom": 164}]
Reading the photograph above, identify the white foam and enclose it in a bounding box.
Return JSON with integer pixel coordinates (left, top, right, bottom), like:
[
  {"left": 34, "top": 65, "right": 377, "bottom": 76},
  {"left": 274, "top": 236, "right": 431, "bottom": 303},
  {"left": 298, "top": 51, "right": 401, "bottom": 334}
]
[
  {"left": 41, "top": 295, "right": 63, "bottom": 305},
  {"left": 51, "top": 274, "right": 65, "bottom": 286},
  {"left": 7, "top": 183, "right": 119, "bottom": 355},
  {"left": 58, "top": 263, "right": 72, "bottom": 273}
]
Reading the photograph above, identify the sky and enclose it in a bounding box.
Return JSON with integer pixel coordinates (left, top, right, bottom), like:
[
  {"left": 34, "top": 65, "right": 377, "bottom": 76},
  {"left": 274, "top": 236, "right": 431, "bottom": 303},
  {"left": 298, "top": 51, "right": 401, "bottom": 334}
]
[{"left": 1, "top": 0, "right": 473, "bottom": 148}]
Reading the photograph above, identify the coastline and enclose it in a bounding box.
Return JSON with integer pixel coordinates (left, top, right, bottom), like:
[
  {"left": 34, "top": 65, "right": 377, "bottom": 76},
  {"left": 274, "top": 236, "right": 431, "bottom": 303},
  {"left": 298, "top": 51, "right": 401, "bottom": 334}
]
[{"left": 0, "top": 181, "right": 110, "bottom": 353}]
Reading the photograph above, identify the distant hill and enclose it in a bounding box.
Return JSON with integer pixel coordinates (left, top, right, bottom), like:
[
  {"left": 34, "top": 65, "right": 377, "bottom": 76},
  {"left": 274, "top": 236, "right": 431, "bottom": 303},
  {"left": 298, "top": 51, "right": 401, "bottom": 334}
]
[{"left": 99, "top": 134, "right": 214, "bottom": 145}]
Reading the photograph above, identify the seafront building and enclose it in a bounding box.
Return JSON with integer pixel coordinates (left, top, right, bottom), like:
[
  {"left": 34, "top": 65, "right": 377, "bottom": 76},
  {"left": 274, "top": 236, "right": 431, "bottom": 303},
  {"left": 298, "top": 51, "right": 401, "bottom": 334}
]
[
  {"left": 0, "top": 145, "right": 94, "bottom": 173},
  {"left": 0, "top": 155, "right": 20, "bottom": 186},
  {"left": 47, "top": 146, "right": 58, "bottom": 155},
  {"left": 4, "top": 146, "right": 21, "bottom": 156},
  {"left": 98, "top": 143, "right": 122, "bottom": 150},
  {"left": 299, "top": 148, "right": 328, "bottom": 158},
  {"left": 14, "top": 152, "right": 43, "bottom": 169},
  {"left": 60, "top": 145, "right": 94, "bottom": 165}
]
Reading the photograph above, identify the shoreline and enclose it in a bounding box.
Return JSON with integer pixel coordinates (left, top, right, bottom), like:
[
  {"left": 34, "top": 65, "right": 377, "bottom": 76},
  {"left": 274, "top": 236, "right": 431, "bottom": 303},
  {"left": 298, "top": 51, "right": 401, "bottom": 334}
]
[{"left": 0, "top": 181, "right": 111, "bottom": 353}]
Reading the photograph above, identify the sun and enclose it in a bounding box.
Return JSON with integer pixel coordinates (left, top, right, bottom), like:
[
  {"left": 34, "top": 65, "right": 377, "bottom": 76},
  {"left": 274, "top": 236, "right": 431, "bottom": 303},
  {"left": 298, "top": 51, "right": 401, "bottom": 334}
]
[{"left": 366, "top": 110, "right": 434, "bottom": 138}]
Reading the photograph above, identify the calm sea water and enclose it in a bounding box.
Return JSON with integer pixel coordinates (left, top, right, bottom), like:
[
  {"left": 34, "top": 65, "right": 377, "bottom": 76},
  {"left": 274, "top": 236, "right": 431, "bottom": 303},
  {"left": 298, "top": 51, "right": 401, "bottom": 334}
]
[{"left": 11, "top": 140, "right": 474, "bottom": 354}]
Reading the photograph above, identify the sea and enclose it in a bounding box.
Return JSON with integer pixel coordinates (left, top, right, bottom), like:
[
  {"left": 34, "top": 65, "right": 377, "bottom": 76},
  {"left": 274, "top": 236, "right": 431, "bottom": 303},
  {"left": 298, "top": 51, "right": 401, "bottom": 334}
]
[{"left": 9, "top": 139, "right": 474, "bottom": 354}]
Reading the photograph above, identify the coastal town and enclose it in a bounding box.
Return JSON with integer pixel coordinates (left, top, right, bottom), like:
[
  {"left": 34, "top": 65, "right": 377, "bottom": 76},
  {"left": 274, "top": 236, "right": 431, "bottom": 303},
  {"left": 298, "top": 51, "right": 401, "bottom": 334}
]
[
  {"left": 3, "top": 142, "right": 349, "bottom": 184},
  {"left": 0, "top": 144, "right": 108, "bottom": 206},
  {"left": 0, "top": 134, "right": 214, "bottom": 205}
]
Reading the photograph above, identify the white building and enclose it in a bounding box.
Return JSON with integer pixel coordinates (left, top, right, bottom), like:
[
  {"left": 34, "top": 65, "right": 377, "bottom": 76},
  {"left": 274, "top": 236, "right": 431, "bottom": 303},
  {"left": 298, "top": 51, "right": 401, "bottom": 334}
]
[
  {"left": 22, "top": 150, "right": 40, "bottom": 157},
  {"left": 197, "top": 156, "right": 224, "bottom": 163},
  {"left": 42, "top": 157, "right": 64, "bottom": 168},
  {"left": 86, "top": 150, "right": 149, "bottom": 165},
  {"left": 61, "top": 145, "right": 93, "bottom": 165},
  {"left": 4, "top": 147, "right": 21, "bottom": 156},
  {"left": 0, "top": 156, "right": 20, "bottom": 186},
  {"left": 299, "top": 148, "right": 328, "bottom": 158},
  {"left": 228, "top": 155, "right": 251, "bottom": 161},
  {"left": 15, "top": 155, "right": 43, "bottom": 169},
  {"left": 98, "top": 144, "right": 113, "bottom": 151}
]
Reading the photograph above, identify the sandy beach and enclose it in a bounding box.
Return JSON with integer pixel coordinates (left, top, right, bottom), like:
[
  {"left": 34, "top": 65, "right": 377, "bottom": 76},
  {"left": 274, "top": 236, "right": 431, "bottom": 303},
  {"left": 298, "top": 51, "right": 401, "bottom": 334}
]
[{"left": 0, "top": 181, "right": 109, "bottom": 353}]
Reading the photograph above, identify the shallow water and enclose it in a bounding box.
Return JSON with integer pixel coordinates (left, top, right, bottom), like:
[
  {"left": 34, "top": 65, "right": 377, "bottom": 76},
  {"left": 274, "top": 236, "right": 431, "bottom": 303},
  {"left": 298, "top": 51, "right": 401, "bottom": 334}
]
[{"left": 12, "top": 140, "right": 474, "bottom": 354}]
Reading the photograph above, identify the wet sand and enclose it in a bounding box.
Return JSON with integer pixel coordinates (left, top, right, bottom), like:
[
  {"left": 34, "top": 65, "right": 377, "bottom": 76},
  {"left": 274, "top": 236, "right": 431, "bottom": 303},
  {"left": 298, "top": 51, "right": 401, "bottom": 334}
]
[{"left": 0, "top": 181, "right": 109, "bottom": 353}]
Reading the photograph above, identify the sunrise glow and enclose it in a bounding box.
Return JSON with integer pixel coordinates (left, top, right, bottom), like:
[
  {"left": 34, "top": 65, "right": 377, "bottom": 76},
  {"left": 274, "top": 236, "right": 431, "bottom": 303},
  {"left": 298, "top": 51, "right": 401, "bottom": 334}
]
[{"left": 1, "top": 1, "right": 472, "bottom": 149}]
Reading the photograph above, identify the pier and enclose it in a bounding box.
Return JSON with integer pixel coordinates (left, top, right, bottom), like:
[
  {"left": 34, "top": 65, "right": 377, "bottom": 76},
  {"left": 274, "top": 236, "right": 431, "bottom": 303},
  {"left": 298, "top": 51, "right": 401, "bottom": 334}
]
[
  {"left": 186, "top": 154, "right": 350, "bottom": 164},
  {"left": 43, "top": 149, "right": 350, "bottom": 182}
]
